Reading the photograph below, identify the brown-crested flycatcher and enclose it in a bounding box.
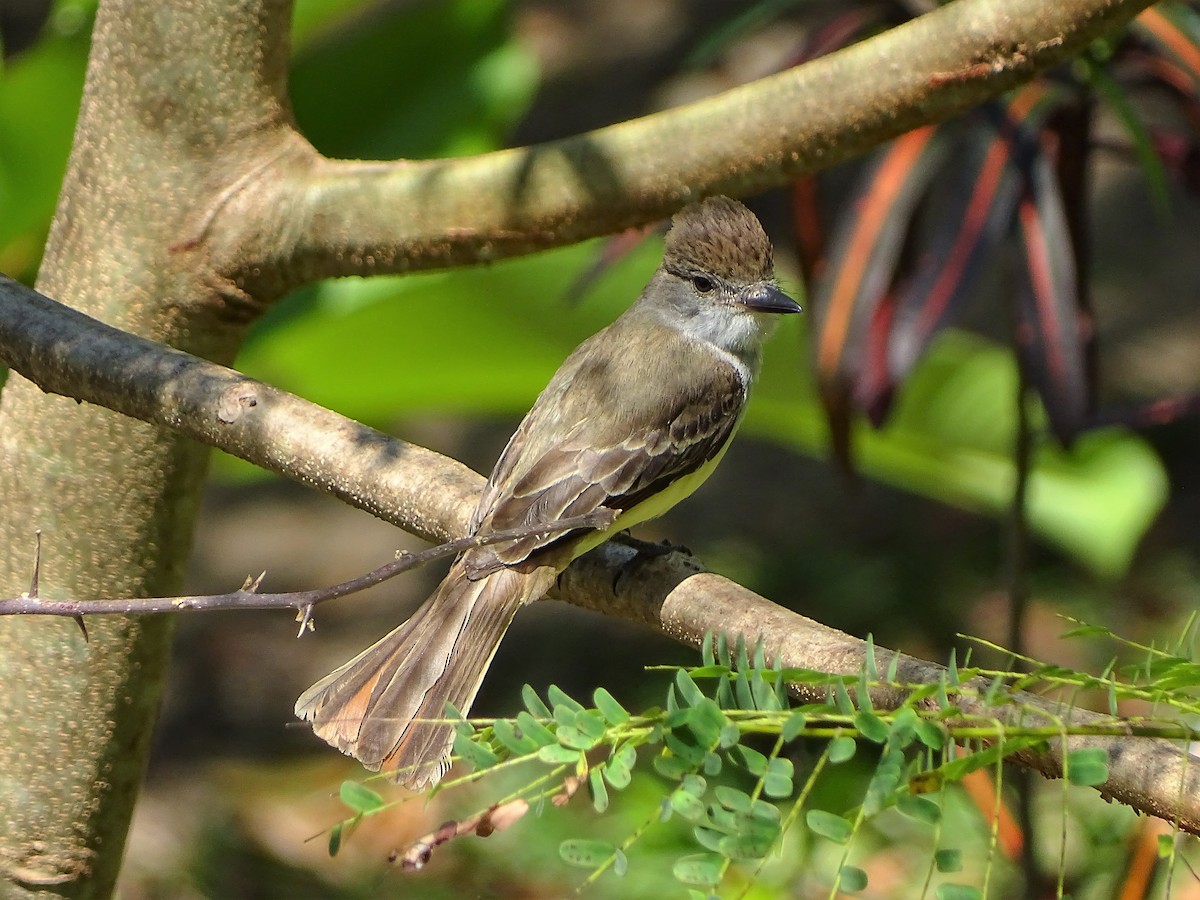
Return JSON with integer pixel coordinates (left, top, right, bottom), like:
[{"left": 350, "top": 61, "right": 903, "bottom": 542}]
[{"left": 296, "top": 196, "right": 800, "bottom": 788}]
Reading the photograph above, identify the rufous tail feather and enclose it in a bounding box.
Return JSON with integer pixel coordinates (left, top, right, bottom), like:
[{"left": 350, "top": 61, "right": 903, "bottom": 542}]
[{"left": 295, "top": 564, "right": 555, "bottom": 789}]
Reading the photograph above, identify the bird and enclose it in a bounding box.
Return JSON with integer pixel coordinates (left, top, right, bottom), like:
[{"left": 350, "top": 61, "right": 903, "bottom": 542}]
[{"left": 295, "top": 196, "right": 801, "bottom": 789}]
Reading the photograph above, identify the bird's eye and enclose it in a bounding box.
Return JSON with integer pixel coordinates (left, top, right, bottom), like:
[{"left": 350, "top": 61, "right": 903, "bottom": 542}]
[{"left": 691, "top": 275, "right": 715, "bottom": 293}]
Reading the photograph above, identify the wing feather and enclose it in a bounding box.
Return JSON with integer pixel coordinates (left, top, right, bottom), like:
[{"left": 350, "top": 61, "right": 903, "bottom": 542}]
[{"left": 463, "top": 339, "right": 746, "bottom": 578}]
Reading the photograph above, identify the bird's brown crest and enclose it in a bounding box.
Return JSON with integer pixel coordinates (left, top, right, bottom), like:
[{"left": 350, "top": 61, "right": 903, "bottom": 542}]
[{"left": 663, "top": 196, "right": 774, "bottom": 283}]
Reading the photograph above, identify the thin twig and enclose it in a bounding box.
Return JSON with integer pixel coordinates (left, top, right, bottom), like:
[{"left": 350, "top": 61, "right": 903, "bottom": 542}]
[{"left": 0, "top": 511, "right": 615, "bottom": 627}]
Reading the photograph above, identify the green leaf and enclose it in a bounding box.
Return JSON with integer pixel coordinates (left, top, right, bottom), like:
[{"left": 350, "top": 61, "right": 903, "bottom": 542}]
[
  {"left": 572, "top": 709, "right": 608, "bottom": 741},
  {"left": 549, "top": 684, "right": 584, "bottom": 722},
  {"left": 693, "top": 826, "right": 724, "bottom": 852},
  {"left": 888, "top": 706, "right": 919, "bottom": 747},
  {"left": 1060, "top": 624, "right": 1112, "bottom": 639},
  {"left": 750, "top": 668, "right": 781, "bottom": 711},
  {"left": 515, "top": 711, "right": 555, "bottom": 746},
  {"left": 749, "top": 798, "right": 781, "bottom": 823},
  {"left": 733, "top": 671, "right": 755, "bottom": 711},
  {"left": 773, "top": 657, "right": 788, "bottom": 706},
  {"left": 522, "top": 684, "right": 552, "bottom": 718},
  {"left": 716, "top": 632, "right": 730, "bottom": 667},
  {"left": 593, "top": 687, "right": 631, "bottom": 725},
  {"left": 859, "top": 649, "right": 875, "bottom": 707},
  {"left": 327, "top": 820, "right": 344, "bottom": 857},
  {"left": 604, "top": 760, "right": 632, "bottom": 791},
  {"left": 654, "top": 753, "right": 691, "bottom": 781},
  {"left": 612, "top": 847, "right": 628, "bottom": 877},
  {"left": 935, "top": 848, "right": 963, "bottom": 873},
  {"left": 896, "top": 794, "right": 942, "bottom": 825},
  {"left": 1065, "top": 747, "right": 1109, "bottom": 786},
  {"left": 673, "top": 853, "right": 724, "bottom": 886},
  {"left": 714, "top": 785, "right": 752, "bottom": 813},
  {"left": 555, "top": 724, "right": 599, "bottom": 751},
  {"left": 829, "top": 736, "right": 858, "bottom": 763},
  {"left": 703, "top": 753, "right": 723, "bottom": 777},
  {"left": 718, "top": 722, "right": 741, "bottom": 749},
  {"left": 493, "top": 718, "right": 539, "bottom": 755},
  {"left": 763, "top": 772, "right": 793, "bottom": 799},
  {"left": 782, "top": 711, "right": 807, "bottom": 742},
  {"left": 863, "top": 750, "right": 905, "bottom": 816},
  {"left": 670, "top": 788, "right": 707, "bottom": 821},
  {"left": 612, "top": 740, "right": 637, "bottom": 769},
  {"left": 559, "top": 839, "right": 617, "bottom": 869},
  {"left": 681, "top": 773, "right": 707, "bottom": 797},
  {"left": 686, "top": 698, "right": 728, "bottom": 750},
  {"left": 453, "top": 731, "right": 499, "bottom": 770},
  {"left": 666, "top": 686, "right": 680, "bottom": 715},
  {"left": 767, "top": 757, "right": 794, "bottom": 779},
  {"left": 915, "top": 718, "right": 947, "bottom": 750},
  {"left": 675, "top": 668, "right": 706, "bottom": 707},
  {"left": 805, "top": 809, "right": 854, "bottom": 844},
  {"left": 538, "top": 744, "right": 583, "bottom": 765},
  {"left": 687, "top": 664, "right": 734, "bottom": 680},
  {"left": 854, "top": 710, "right": 890, "bottom": 743},
  {"left": 718, "top": 829, "right": 777, "bottom": 861},
  {"left": 604, "top": 742, "right": 635, "bottom": 789},
  {"left": 731, "top": 744, "right": 768, "bottom": 776},
  {"left": 840, "top": 865, "right": 868, "bottom": 892},
  {"left": 716, "top": 675, "right": 736, "bottom": 709},
  {"left": 338, "top": 780, "right": 384, "bottom": 814},
  {"left": 665, "top": 732, "right": 706, "bottom": 767},
  {"left": 708, "top": 805, "right": 737, "bottom": 833},
  {"left": 834, "top": 679, "right": 855, "bottom": 715},
  {"left": 589, "top": 767, "right": 610, "bottom": 813},
  {"left": 664, "top": 705, "right": 690, "bottom": 729}
]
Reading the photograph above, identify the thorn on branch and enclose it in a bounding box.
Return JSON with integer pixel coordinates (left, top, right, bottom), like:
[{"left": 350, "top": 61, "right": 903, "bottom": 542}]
[
  {"left": 0, "top": 512, "right": 617, "bottom": 620},
  {"left": 296, "top": 603, "right": 316, "bottom": 638},
  {"left": 241, "top": 571, "right": 266, "bottom": 593},
  {"left": 29, "top": 529, "right": 41, "bottom": 597}
]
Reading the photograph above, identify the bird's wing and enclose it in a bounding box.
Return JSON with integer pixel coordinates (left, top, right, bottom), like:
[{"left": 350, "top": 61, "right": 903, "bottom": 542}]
[{"left": 463, "top": 349, "right": 746, "bottom": 578}]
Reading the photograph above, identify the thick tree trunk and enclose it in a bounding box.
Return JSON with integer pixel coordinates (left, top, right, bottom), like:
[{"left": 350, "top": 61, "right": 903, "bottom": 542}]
[{"left": 0, "top": 1, "right": 293, "bottom": 895}]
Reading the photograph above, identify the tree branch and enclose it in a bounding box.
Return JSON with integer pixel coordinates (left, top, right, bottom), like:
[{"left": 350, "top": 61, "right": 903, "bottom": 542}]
[
  {"left": 2, "top": 274, "right": 1196, "bottom": 834},
  {"left": 0, "top": 512, "right": 613, "bottom": 628},
  {"left": 559, "top": 546, "right": 1200, "bottom": 835},
  {"left": 217, "top": 0, "right": 1154, "bottom": 288},
  {"left": 0, "top": 275, "right": 478, "bottom": 544}
]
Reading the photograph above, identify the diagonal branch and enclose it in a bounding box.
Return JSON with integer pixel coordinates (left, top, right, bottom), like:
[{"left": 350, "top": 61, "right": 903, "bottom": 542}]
[
  {"left": 1, "top": 274, "right": 1197, "bottom": 834},
  {"left": 217, "top": 0, "right": 1155, "bottom": 289},
  {"left": 0, "top": 275, "right": 480, "bottom": 543},
  {"left": 558, "top": 546, "right": 1200, "bottom": 834}
]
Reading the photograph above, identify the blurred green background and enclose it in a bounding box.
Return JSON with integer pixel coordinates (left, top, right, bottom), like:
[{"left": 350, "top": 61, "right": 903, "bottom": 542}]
[{"left": 2, "top": 0, "right": 1198, "bottom": 896}]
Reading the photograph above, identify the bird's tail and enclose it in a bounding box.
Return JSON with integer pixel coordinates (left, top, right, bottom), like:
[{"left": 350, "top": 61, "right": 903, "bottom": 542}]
[{"left": 295, "top": 563, "right": 556, "bottom": 789}]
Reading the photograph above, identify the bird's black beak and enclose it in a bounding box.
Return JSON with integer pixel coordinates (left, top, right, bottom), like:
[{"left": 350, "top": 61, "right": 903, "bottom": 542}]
[{"left": 739, "top": 283, "right": 802, "bottom": 315}]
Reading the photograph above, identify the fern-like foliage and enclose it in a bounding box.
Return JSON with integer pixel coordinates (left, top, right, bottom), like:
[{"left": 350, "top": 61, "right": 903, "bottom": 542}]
[{"left": 325, "top": 625, "right": 1200, "bottom": 897}]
